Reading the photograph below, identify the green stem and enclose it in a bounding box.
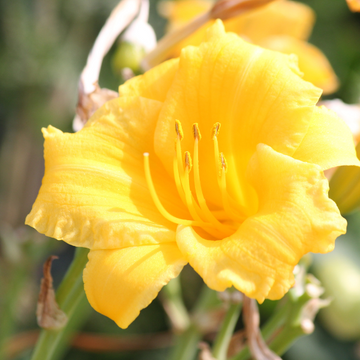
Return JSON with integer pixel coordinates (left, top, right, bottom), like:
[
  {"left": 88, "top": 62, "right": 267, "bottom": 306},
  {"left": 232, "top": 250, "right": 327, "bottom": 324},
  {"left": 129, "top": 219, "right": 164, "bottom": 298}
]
[
  {"left": 261, "top": 300, "right": 290, "bottom": 340},
  {"left": 30, "top": 247, "right": 92, "bottom": 360},
  {"left": 212, "top": 301, "right": 242, "bottom": 360},
  {"left": 268, "top": 326, "right": 305, "bottom": 355},
  {"left": 0, "top": 265, "right": 28, "bottom": 359},
  {"left": 162, "top": 277, "right": 191, "bottom": 331},
  {"left": 194, "top": 285, "right": 221, "bottom": 312},
  {"left": 169, "top": 285, "right": 220, "bottom": 360},
  {"left": 169, "top": 325, "right": 202, "bottom": 360}
]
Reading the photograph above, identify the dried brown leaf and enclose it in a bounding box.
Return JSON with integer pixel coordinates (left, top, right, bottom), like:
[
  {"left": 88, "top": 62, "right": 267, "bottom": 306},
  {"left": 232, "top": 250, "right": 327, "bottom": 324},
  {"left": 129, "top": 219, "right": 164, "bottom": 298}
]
[
  {"left": 73, "top": 0, "right": 141, "bottom": 130},
  {"left": 227, "top": 330, "right": 247, "bottom": 358},
  {"left": 198, "top": 342, "right": 217, "bottom": 360},
  {"left": 75, "top": 83, "right": 118, "bottom": 128},
  {"left": 36, "top": 256, "right": 68, "bottom": 330},
  {"left": 192, "top": 308, "right": 227, "bottom": 334},
  {"left": 243, "top": 296, "right": 281, "bottom": 360},
  {"left": 300, "top": 298, "right": 331, "bottom": 334}
]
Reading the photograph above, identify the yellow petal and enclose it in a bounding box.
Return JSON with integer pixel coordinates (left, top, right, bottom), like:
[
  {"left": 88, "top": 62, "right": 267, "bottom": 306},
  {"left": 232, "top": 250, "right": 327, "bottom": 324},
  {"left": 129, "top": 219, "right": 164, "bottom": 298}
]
[
  {"left": 225, "top": 0, "right": 315, "bottom": 42},
  {"left": 158, "top": 1, "right": 214, "bottom": 58},
  {"left": 293, "top": 106, "right": 360, "bottom": 170},
  {"left": 119, "top": 58, "right": 179, "bottom": 102},
  {"left": 259, "top": 35, "right": 338, "bottom": 94},
  {"left": 159, "top": 1, "right": 315, "bottom": 57},
  {"left": 83, "top": 243, "right": 187, "bottom": 328},
  {"left": 347, "top": 0, "right": 360, "bottom": 12},
  {"left": 155, "top": 20, "right": 321, "bottom": 211},
  {"left": 158, "top": 1, "right": 212, "bottom": 25},
  {"left": 176, "top": 144, "right": 346, "bottom": 302},
  {"left": 26, "top": 96, "right": 185, "bottom": 249}
]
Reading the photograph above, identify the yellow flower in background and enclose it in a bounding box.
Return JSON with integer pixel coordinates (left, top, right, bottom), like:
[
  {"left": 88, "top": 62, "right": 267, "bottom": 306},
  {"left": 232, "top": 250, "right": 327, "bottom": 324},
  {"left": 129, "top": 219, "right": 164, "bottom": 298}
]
[
  {"left": 159, "top": 0, "right": 338, "bottom": 94},
  {"left": 26, "top": 21, "right": 359, "bottom": 329},
  {"left": 347, "top": 0, "right": 360, "bottom": 12}
]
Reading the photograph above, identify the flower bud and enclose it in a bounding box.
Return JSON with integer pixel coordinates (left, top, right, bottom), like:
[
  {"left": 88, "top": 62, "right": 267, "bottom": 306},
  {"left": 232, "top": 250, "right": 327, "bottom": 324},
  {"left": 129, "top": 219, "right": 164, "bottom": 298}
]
[
  {"left": 329, "top": 142, "right": 360, "bottom": 214},
  {"left": 112, "top": 41, "right": 146, "bottom": 74},
  {"left": 315, "top": 254, "right": 360, "bottom": 340},
  {"left": 112, "top": 0, "right": 156, "bottom": 74}
]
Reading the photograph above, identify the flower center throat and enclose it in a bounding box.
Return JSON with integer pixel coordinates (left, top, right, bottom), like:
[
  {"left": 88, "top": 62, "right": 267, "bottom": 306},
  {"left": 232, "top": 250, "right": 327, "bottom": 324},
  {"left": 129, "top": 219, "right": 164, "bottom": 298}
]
[{"left": 144, "top": 120, "right": 248, "bottom": 239}]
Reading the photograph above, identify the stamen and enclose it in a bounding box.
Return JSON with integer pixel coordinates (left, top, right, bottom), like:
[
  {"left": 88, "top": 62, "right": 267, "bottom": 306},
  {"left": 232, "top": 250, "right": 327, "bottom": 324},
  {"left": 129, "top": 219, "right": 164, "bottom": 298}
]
[
  {"left": 175, "top": 121, "right": 186, "bottom": 185},
  {"left": 181, "top": 151, "right": 205, "bottom": 222},
  {"left": 174, "top": 122, "right": 203, "bottom": 215},
  {"left": 144, "top": 153, "right": 206, "bottom": 228},
  {"left": 192, "top": 123, "right": 235, "bottom": 236},
  {"left": 212, "top": 123, "right": 222, "bottom": 179},
  {"left": 173, "top": 155, "right": 186, "bottom": 205},
  {"left": 212, "top": 124, "right": 249, "bottom": 218},
  {"left": 212, "top": 122, "right": 221, "bottom": 140},
  {"left": 193, "top": 123, "right": 202, "bottom": 141},
  {"left": 185, "top": 151, "right": 192, "bottom": 171},
  {"left": 181, "top": 151, "right": 226, "bottom": 238},
  {"left": 220, "top": 152, "right": 227, "bottom": 173},
  {"left": 219, "top": 153, "right": 246, "bottom": 223},
  {"left": 145, "top": 120, "right": 247, "bottom": 239},
  {"left": 175, "top": 119, "right": 184, "bottom": 140}
]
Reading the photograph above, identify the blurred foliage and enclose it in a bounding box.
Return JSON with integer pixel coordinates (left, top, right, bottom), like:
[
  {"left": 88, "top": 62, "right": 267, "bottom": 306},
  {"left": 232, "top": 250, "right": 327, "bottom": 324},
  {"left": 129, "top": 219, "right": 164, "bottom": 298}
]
[{"left": 1, "top": 0, "right": 360, "bottom": 359}]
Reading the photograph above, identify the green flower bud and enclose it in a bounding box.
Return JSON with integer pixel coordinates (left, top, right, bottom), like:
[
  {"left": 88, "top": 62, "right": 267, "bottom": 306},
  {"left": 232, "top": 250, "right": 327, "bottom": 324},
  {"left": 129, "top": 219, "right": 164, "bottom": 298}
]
[
  {"left": 112, "top": 41, "right": 146, "bottom": 74},
  {"left": 329, "top": 142, "right": 360, "bottom": 214},
  {"left": 315, "top": 255, "right": 360, "bottom": 340}
]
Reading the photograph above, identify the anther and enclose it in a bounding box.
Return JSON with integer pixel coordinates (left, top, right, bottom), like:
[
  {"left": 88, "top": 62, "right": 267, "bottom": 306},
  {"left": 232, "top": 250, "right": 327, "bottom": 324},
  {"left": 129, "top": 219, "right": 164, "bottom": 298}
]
[
  {"left": 193, "top": 123, "right": 202, "bottom": 141},
  {"left": 175, "top": 120, "right": 184, "bottom": 140},
  {"left": 212, "top": 122, "right": 221, "bottom": 139},
  {"left": 185, "top": 151, "right": 193, "bottom": 171},
  {"left": 220, "top": 152, "right": 227, "bottom": 172}
]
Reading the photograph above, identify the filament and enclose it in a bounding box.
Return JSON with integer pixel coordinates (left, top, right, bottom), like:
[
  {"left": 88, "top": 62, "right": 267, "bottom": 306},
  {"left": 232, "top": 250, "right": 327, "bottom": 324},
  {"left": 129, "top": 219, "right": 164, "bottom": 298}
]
[{"left": 144, "top": 153, "right": 207, "bottom": 227}]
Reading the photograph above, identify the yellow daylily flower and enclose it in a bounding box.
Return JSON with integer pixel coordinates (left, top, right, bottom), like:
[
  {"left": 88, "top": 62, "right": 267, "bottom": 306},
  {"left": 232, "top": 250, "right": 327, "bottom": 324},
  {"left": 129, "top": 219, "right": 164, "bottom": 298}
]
[
  {"left": 26, "top": 21, "right": 359, "bottom": 329},
  {"left": 159, "top": 0, "right": 338, "bottom": 94}
]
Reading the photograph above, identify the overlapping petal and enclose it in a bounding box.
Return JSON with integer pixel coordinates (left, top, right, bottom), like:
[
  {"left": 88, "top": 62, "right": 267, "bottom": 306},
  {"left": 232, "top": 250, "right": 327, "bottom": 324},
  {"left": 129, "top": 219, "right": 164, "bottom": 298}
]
[
  {"left": 158, "top": 0, "right": 214, "bottom": 57},
  {"left": 26, "top": 96, "right": 185, "bottom": 249},
  {"left": 225, "top": 0, "right": 315, "bottom": 43},
  {"left": 293, "top": 106, "right": 360, "bottom": 169},
  {"left": 159, "top": 0, "right": 336, "bottom": 94},
  {"left": 259, "top": 36, "right": 338, "bottom": 94},
  {"left": 118, "top": 58, "right": 179, "bottom": 102},
  {"left": 83, "top": 243, "right": 187, "bottom": 328},
  {"left": 176, "top": 144, "right": 346, "bottom": 302}
]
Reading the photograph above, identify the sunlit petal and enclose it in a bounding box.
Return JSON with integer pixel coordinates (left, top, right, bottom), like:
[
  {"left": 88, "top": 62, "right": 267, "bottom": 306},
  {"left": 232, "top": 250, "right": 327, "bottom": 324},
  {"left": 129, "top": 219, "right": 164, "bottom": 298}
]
[
  {"left": 293, "top": 106, "right": 360, "bottom": 169},
  {"left": 225, "top": 0, "right": 315, "bottom": 42},
  {"left": 259, "top": 35, "right": 338, "bottom": 94},
  {"left": 84, "top": 243, "right": 187, "bottom": 328},
  {"left": 119, "top": 58, "right": 179, "bottom": 101}
]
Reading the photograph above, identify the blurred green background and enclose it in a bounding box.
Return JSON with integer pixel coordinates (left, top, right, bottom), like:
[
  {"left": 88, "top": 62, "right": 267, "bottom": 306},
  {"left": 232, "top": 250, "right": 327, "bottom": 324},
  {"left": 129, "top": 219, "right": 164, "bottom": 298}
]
[{"left": 1, "top": 0, "right": 360, "bottom": 359}]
